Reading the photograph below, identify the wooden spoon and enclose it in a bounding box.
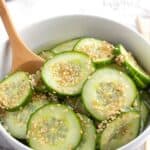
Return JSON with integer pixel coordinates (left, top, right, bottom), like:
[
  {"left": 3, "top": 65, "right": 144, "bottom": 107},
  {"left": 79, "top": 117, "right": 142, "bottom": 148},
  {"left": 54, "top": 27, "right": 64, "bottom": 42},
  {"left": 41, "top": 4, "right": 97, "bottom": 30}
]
[{"left": 0, "top": 0, "right": 44, "bottom": 73}]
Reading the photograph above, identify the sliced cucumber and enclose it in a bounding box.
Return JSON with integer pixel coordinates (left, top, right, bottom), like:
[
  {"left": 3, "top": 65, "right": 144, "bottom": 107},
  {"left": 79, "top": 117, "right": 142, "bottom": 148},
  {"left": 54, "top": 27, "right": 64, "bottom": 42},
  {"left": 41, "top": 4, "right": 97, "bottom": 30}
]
[
  {"left": 38, "top": 50, "right": 54, "bottom": 60},
  {"left": 133, "top": 75, "right": 147, "bottom": 89},
  {"left": 125, "top": 62, "right": 147, "bottom": 89},
  {"left": 3, "top": 93, "right": 49, "bottom": 139},
  {"left": 0, "top": 72, "right": 32, "bottom": 111},
  {"left": 74, "top": 38, "right": 114, "bottom": 65},
  {"left": 140, "top": 101, "right": 149, "bottom": 132},
  {"left": 140, "top": 91, "right": 150, "bottom": 108},
  {"left": 139, "top": 92, "right": 150, "bottom": 131},
  {"left": 82, "top": 67, "right": 138, "bottom": 120},
  {"left": 99, "top": 111, "right": 140, "bottom": 150},
  {"left": 51, "top": 39, "right": 80, "bottom": 54},
  {"left": 76, "top": 113, "right": 96, "bottom": 150},
  {"left": 140, "top": 91, "right": 150, "bottom": 109},
  {"left": 108, "top": 63, "right": 127, "bottom": 73},
  {"left": 42, "top": 52, "right": 95, "bottom": 95},
  {"left": 27, "top": 104, "right": 82, "bottom": 150},
  {"left": 114, "top": 44, "right": 150, "bottom": 85}
]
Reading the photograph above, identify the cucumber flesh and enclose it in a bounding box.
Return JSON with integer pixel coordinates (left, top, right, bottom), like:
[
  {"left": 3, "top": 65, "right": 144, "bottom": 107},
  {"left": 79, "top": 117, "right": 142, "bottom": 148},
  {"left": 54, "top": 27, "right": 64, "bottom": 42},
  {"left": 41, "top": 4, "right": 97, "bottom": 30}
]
[
  {"left": 114, "top": 44, "right": 150, "bottom": 85},
  {"left": 27, "top": 104, "right": 82, "bottom": 150},
  {"left": 140, "top": 91, "right": 150, "bottom": 110},
  {"left": 0, "top": 72, "right": 32, "bottom": 111},
  {"left": 108, "top": 63, "right": 127, "bottom": 73},
  {"left": 38, "top": 50, "right": 54, "bottom": 60},
  {"left": 82, "top": 67, "right": 138, "bottom": 120},
  {"left": 3, "top": 93, "right": 49, "bottom": 139},
  {"left": 140, "top": 101, "right": 149, "bottom": 132},
  {"left": 42, "top": 52, "right": 95, "bottom": 95},
  {"left": 139, "top": 91, "right": 150, "bottom": 131},
  {"left": 51, "top": 39, "right": 80, "bottom": 54},
  {"left": 99, "top": 111, "right": 140, "bottom": 150},
  {"left": 74, "top": 38, "right": 114, "bottom": 64},
  {"left": 76, "top": 114, "right": 96, "bottom": 150}
]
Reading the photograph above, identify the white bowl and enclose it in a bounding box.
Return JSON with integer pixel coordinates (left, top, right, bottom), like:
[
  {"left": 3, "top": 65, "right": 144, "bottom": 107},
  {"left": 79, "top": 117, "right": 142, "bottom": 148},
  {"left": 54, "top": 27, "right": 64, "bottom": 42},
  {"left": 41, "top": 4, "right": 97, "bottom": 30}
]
[{"left": 0, "top": 15, "right": 150, "bottom": 150}]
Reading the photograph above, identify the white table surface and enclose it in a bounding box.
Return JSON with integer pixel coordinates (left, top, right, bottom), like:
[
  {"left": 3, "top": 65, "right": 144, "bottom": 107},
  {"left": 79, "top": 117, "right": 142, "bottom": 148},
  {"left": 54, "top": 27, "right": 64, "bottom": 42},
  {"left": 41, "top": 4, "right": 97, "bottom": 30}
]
[{"left": 0, "top": 0, "right": 150, "bottom": 149}]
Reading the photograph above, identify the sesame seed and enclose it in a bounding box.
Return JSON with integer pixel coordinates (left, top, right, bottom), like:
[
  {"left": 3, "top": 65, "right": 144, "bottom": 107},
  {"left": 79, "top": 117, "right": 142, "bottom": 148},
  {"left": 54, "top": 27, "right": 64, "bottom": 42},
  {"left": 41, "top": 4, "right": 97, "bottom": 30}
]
[
  {"left": 51, "top": 62, "right": 82, "bottom": 87},
  {"left": 115, "top": 54, "right": 125, "bottom": 65},
  {"left": 0, "top": 79, "right": 30, "bottom": 109},
  {"left": 77, "top": 40, "right": 114, "bottom": 61}
]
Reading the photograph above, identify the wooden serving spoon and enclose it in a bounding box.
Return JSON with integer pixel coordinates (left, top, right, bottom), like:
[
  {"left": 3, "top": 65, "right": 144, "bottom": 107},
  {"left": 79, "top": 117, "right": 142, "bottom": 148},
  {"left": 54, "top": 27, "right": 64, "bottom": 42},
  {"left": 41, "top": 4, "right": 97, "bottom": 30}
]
[{"left": 0, "top": 0, "right": 44, "bottom": 73}]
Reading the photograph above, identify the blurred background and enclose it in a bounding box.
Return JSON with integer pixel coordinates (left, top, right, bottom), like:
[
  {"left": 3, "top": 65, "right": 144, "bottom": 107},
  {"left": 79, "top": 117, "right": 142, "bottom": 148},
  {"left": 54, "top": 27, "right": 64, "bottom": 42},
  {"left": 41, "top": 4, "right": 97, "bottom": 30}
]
[
  {"left": 0, "top": 0, "right": 150, "bottom": 149},
  {"left": 0, "top": 0, "right": 150, "bottom": 41}
]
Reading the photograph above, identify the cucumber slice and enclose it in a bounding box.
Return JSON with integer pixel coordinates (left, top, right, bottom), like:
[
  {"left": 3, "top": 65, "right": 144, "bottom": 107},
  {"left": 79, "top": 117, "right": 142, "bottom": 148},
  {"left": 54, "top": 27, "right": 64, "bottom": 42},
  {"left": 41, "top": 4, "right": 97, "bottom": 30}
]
[
  {"left": 139, "top": 92, "right": 150, "bottom": 131},
  {"left": 38, "top": 50, "right": 54, "bottom": 60},
  {"left": 140, "top": 91, "right": 150, "bottom": 108},
  {"left": 51, "top": 39, "right": 80, "bottom": 54},
  {"left": 27, "top": 104, "right": 82, "bottom": 150},
  {"left": 3, "top": 93, "right": 49, "bottom": 139},
  {"left": 82, "top": 67, "right": 138, "bottom": 120},
  {"left": 140, "top": 101, "right": 149, "bottom": 132},
  {"left": 42, "top": 52, "right": 95, "bottom": 95},
  {"left": 133, "top": 75, "right": 147, "bottom": 89},
  {"left": 76, "top": 114, "right": 96, "bottom": 150},
  {"left": 108, "top": 63, "right": 127, "bottom": 73},
  {"left": 74, "top": 38, "right": 114, "bottom": 65},
  {"left": 124, "top": 63, "right": 147, "bottom": 89},
  {"left": 0, "top": 72, "right": 32, "bottom": 111},
  {"left": 99, "top": 111, "right": 140, "bottom": 150},
  {"left": 114, "top": 44, "right": 150, "bottom": 85}
]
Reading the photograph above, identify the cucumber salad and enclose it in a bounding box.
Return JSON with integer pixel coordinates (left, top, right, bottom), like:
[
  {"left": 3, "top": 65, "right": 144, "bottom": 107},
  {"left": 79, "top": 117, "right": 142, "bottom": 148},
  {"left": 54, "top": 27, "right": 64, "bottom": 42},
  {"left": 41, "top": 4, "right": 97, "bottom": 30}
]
[{"left": 0, "top": 37, "right": 150, "bottom": 150}]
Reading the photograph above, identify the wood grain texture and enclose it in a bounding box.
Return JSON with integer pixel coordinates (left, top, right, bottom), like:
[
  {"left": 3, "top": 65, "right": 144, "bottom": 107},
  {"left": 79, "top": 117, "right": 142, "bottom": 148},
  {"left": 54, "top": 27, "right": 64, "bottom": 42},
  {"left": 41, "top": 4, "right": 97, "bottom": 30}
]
[{"left": 0, "top": 0, "right": 44, "bottom": 73}]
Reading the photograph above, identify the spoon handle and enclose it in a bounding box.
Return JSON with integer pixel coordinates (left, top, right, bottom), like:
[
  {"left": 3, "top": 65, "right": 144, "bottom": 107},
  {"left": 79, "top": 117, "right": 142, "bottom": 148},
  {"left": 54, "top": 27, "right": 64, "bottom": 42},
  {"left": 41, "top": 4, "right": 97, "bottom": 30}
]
[{"left": 0, "top": 0, "right": 28, "bottom": 51}]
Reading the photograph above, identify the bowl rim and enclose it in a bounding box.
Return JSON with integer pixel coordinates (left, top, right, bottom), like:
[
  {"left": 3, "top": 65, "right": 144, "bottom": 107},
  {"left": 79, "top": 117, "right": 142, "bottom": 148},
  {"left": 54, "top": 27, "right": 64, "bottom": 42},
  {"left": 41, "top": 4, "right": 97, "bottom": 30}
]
[{"left": 0, "top": 14, "right": 150, "bottom": 150}]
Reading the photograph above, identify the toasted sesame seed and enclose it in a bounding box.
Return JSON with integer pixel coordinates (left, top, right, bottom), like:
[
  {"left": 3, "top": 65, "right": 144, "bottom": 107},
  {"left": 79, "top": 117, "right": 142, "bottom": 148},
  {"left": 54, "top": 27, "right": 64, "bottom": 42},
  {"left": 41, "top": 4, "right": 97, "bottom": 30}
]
[
  {"left": 0, "top": 79, "right": 30, "bottom": 109},
  {"left": 28, "top": 117, "right": 68, "bottom": 145},
  {"left": 51, "top": 62, "right": 82, "bottom": 87},
  {"left": 115, "top": 54, "right": 125, "bottom": 65},
  {"left": 77, "top": 40, "right": 114, "bottom": 61}
]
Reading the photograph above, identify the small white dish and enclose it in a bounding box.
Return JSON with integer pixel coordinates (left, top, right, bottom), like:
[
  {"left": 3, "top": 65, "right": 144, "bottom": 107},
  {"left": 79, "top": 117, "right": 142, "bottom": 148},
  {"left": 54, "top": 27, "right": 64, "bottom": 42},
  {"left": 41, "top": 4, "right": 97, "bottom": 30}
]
[{"left": 0, "top": 15, "right": 150, "bottom": 150}]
